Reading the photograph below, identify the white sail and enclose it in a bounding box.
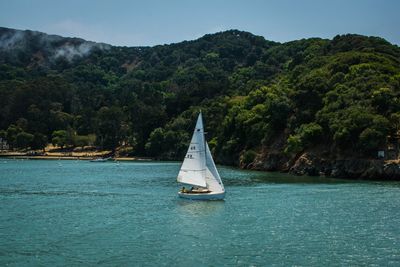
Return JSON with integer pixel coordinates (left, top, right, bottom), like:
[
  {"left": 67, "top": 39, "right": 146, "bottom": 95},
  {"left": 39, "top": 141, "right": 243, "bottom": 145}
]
[
  {"left": 205, "top": 142, "right": 224, "bottom": 192},
  {"left": 177, "top": 113, "right": 207, "bottom": 187}
]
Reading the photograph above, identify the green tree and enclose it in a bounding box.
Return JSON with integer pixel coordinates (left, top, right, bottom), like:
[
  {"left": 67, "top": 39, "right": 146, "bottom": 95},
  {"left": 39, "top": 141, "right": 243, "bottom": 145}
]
[
  {"left": 285, "top": 135, "right": 303, "bottom": 154},
  {"left": 359, "top": 128, "right": 386, "bottom": 152},
  {"left": 52, "top": 130, "right": 68, "bottom": 149},
  {"left": 145, "top": 128, "right": 165, "bottom": 156},
  {"left": 15, "top": 132, "right": 34, "bottom": 149},
  {"left": 31, "top": 133, "right": 48, "bottom": 151},
  {"left": 96, "top": 106, "right": 123, "bottom": 150},
  {"left": 73, "top": 134, "right": 96, "bottom": 148},
  {"left": 240, "top": 149, "right": 257, "bottom": 167},
  {"left": 6, "top": 125, "right": 22, "bottom": 149},
  {"left": 0, "top": 130, "right": 6, "bottom": 140},
  {"left": 284, "top": 123, "right": 323, "bottom": 154}
]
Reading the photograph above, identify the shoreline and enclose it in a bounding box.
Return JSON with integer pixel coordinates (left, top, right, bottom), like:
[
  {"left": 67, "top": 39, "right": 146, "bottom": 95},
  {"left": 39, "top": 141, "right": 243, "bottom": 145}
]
[
  {"left": 2, "top": 151, "right": 400, "bottom": 181},
  {"left": 0, "top": 153, "right": 152, "bottom": 161},
  {"left": 250, "top": 152, "right": 400, "bottom": 181}
]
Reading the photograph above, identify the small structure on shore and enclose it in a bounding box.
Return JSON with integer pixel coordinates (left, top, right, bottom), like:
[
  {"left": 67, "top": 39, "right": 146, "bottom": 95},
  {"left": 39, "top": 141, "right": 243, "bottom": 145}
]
[{"left": 0, "top": 138, "right": 9, "bottom": 150}]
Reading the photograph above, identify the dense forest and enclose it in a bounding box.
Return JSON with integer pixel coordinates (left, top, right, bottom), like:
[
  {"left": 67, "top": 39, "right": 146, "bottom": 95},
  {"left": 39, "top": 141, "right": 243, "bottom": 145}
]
[{"left": 1, "top": 27, "right": 399, "bottom": 174}]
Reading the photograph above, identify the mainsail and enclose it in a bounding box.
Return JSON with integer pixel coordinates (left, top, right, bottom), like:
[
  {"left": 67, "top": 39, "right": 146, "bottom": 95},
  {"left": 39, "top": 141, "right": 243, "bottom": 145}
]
[{"left": 177, "top": 113, "right": 207, "bottom": 187}]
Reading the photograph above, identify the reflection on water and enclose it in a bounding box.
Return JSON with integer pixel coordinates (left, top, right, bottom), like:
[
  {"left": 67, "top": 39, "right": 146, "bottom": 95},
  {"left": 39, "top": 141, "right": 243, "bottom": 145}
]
[
  {"left": 176, "top": 198, "right": 225, "bottom": 216},
  {"left": 221, "top": 166, "right": 352, "bottom": 186}
]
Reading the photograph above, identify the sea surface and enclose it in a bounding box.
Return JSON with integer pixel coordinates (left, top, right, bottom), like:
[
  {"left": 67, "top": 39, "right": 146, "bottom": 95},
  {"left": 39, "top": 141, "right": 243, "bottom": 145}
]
[{"left": 0, "top": 159, "right": 399, "bottom": 266}]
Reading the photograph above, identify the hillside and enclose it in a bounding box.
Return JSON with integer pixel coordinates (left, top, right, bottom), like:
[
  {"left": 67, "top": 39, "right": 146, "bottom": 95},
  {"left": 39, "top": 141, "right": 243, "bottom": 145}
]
[{"left": 1, "top": 27, "right": 400, "bottom": 179}]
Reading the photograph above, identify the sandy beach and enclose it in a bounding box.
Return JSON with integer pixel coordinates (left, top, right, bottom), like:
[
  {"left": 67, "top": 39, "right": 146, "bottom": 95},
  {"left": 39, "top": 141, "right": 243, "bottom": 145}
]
[{"left": 0, "top": 146, "right": 152, "bottom": 161}]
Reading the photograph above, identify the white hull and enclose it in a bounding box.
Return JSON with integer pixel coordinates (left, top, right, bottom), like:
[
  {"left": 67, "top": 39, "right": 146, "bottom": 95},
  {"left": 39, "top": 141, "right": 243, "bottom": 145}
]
[
  {"left": 90, "top": 157, "right": 111, "bottom": 162},
  {"left": 178, "top": 191, "right": 225, "bottom": 200}
]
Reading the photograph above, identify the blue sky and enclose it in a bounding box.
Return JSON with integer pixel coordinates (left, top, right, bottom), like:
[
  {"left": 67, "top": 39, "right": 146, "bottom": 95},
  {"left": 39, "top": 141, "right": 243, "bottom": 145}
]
[{"left": 0, "top": 0, "right": 399, "bottom": 46}]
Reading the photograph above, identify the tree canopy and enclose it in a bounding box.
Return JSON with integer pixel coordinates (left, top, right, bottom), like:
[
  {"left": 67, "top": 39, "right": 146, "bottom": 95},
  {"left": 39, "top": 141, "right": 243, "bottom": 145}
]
[{"left": 1, "top": 27, "right": 399, "bottom": 165}]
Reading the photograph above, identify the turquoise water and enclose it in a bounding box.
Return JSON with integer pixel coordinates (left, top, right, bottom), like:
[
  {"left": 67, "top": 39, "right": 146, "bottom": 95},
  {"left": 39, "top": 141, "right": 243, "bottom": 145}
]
[{"left": 0, "top": 159, "right": 399, "bottom": 266}]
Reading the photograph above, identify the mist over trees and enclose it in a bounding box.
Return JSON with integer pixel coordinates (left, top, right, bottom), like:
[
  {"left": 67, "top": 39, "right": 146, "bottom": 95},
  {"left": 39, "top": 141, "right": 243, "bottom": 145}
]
[{"left": 0, "top": 27, "right": 399, "bottom": 165}]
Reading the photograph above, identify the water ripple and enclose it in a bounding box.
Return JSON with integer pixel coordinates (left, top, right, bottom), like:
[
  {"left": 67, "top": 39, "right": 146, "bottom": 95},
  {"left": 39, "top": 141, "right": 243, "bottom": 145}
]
[{"left": 0, "top": 159, "right": 399, "bottom": 266}]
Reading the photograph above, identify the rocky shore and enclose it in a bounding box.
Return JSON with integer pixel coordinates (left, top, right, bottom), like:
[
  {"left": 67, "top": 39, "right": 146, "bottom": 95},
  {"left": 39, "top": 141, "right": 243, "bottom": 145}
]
[
  {"left": 3, "top": 148, "right": 399, "bottom": 180},
  {"left": 252, "top": 152, "right": 400, "bottom": 180}
]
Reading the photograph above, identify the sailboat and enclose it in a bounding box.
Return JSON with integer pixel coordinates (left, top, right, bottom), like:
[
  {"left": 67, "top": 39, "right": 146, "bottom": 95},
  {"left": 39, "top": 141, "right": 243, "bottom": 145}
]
[
  {"left": 90, "top": 157, "right": 112, "bottom": 162},
  {"left": 177, "top": 112, "right": 225, "bottom": 200}
]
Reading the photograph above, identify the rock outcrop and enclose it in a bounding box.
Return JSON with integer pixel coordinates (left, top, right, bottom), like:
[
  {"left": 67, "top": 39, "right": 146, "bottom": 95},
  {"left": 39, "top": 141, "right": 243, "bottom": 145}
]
[{"left": 253, "top": 151, "right": 400, "bottom": 180}]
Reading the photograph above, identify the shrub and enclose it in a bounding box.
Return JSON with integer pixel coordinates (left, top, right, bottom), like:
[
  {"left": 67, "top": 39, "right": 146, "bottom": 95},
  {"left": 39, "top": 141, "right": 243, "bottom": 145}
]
[{"left": 240, "top": 149, "right": 257, "bottom": 167}]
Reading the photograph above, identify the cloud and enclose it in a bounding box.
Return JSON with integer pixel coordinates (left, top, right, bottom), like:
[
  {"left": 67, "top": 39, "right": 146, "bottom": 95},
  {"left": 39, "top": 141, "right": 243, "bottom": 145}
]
[
  {"left": 0, "top": 26, "right": 111, "bottom": 62},
  {"left": 53, "top": 42, "right": 110, "bottom": 62},
  {"left": 0, "top": 30, "right": 25, "bottom": 50}
]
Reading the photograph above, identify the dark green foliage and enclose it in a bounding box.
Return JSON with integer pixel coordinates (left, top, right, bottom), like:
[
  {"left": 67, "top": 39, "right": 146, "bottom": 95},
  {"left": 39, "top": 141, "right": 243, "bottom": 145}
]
[
  {"left": 73, "top": 134, "right": 95, "bottom": 148},
  {"left": 95, "top": 106, "right": 124, "bottom": 150},
  {"left": 0, "top": 130, "right": 6, "bottom": 139},
  {"left": 6, "top": 124, "right": 22, "bottom": 149},
  {"left": 285, "top": 123, "right": 323, "bottom": 154},
  {"left": 0, "top": 27, "right": 399, "bottom": 162},
  {"left": 145, "top": 127, "right": 189, "bottom": 159},
  {"left": 296, "top": 123, "right": 323, "bottom": 146},
  {"left": 51, "top": 130, "right": 69, "bottom": 149},
  {"left": 240, "top": 150, "right": 257, "bottom": 167},
  {"left": 15, "top": 132, "right": 34, "bottom": 149},
  {"left": 285, "top": 135, "right": 303, "bottom": 154},
  {"left": 31, "top": 133, "right": 48, "bottom": 151}
]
